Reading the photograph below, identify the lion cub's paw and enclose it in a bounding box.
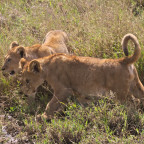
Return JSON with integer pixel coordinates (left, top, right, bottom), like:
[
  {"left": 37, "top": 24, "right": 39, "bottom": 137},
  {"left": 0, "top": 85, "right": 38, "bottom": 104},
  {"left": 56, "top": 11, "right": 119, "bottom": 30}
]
[
  {"left": 36, "top": 114, "right": 51, "bottom": 122},
  {"left": 133, "top": 98, "right": 141, "bottom": 108},
  {"left": 35, "top": 114, "right": 42, "bottom": 122}
]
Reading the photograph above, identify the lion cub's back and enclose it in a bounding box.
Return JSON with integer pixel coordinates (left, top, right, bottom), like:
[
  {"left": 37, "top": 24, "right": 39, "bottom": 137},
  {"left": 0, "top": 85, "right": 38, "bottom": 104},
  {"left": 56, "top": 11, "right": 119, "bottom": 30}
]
[{"left": 43, "top": 30, "right": 68, "bottom": 53}]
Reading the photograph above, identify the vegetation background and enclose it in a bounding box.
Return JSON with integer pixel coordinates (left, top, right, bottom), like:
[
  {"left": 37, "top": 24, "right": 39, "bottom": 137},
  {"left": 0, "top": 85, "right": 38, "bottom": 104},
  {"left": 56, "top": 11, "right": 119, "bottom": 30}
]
[{"left": 0, "top": 0, "right": 144, "bottom": 143}]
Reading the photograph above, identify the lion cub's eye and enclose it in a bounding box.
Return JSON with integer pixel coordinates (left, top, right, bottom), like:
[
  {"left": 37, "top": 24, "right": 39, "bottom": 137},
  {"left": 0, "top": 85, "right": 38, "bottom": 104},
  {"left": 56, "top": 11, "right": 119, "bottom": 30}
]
[
  {"left": 7, "top": 58, "right": 11, "bottom": 62},
  {"left": 26, "top": 79, "right": 30, "bottom": 84}
]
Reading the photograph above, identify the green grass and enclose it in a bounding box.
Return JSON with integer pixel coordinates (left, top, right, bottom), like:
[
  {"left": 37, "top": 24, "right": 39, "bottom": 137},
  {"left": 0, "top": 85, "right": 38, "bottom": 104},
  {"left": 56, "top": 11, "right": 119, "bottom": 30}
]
[{"left": 0, "top": 0, "right": 144, "bottom": 143}]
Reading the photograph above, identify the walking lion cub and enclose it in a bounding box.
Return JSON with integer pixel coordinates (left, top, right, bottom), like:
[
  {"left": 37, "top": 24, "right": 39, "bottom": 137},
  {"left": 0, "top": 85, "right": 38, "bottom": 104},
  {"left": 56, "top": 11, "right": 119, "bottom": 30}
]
[
  {"left": 19, "top": 33, "right": 144, "bottom": 120},
  {"left": 1, "top": 30, "right": 69, "bottom": 77}
]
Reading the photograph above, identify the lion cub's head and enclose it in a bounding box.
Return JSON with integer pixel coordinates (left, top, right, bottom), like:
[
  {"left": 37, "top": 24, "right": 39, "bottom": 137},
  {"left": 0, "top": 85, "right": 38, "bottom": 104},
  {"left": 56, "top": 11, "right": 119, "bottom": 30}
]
[
  {"left": 19, "top": 58, "right": 44, "bottom": 98},
  {"left": 1, "top": 41, "right": 26, "bottom": 77}
]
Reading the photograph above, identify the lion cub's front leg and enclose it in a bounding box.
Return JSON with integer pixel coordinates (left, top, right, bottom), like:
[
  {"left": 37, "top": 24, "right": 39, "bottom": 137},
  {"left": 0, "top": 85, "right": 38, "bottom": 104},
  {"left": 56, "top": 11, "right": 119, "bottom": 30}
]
[{"left": 40, "top": 87, "right": 73, "bottom": 120}]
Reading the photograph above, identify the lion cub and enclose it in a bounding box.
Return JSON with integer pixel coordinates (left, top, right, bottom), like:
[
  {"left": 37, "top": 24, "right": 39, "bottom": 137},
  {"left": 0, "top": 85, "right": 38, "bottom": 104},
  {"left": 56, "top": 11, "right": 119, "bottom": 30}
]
[
  {"left": 1, "top": 30, "right": 69, "bottom": 77},
  {"left": 19, "top": 33, "right": 143, "bottom": 120}
]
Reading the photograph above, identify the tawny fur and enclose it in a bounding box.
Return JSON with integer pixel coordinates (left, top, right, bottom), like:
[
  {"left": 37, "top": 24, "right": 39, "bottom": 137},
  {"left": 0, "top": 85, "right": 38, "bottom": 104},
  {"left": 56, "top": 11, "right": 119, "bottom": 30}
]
[
  {"left": 1, "top": 30, "right": 69, "bottom": 76},
  {"left": 20, "top": 34, "right": 142, "bottom": 120}
]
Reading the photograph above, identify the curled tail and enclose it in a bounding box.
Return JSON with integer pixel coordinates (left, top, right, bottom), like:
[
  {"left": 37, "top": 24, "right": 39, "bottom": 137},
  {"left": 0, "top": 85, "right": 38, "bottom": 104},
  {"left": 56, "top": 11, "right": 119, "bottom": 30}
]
[{"left": 121, "top": 33, "right": 141, "bottom": 64}]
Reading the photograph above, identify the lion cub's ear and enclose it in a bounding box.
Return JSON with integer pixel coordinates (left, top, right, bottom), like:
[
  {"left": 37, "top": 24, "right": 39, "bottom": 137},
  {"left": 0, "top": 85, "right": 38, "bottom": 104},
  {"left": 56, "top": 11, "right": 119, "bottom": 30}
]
[
  {"left": 19, "top": 58, "right": 27, "bottom": 70},
  {"left": 29, "top": 60, "right": 41, "bottom": 73},
  {"left": 16, "top": 46, "right": 26, "bottom": 58},
  {"left": 10, "top": 41, "right": 19, "bottom": 49}
]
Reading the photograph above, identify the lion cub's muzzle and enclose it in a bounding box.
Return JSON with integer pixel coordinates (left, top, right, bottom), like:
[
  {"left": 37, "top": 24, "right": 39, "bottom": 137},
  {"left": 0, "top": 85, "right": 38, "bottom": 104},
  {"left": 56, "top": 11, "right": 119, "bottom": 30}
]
[
  {"left": 1, "top": 66, "right": 5, "bottom": 71},
  {"left": 1, "top": 66, "right": 15, "bottom": 77}
]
